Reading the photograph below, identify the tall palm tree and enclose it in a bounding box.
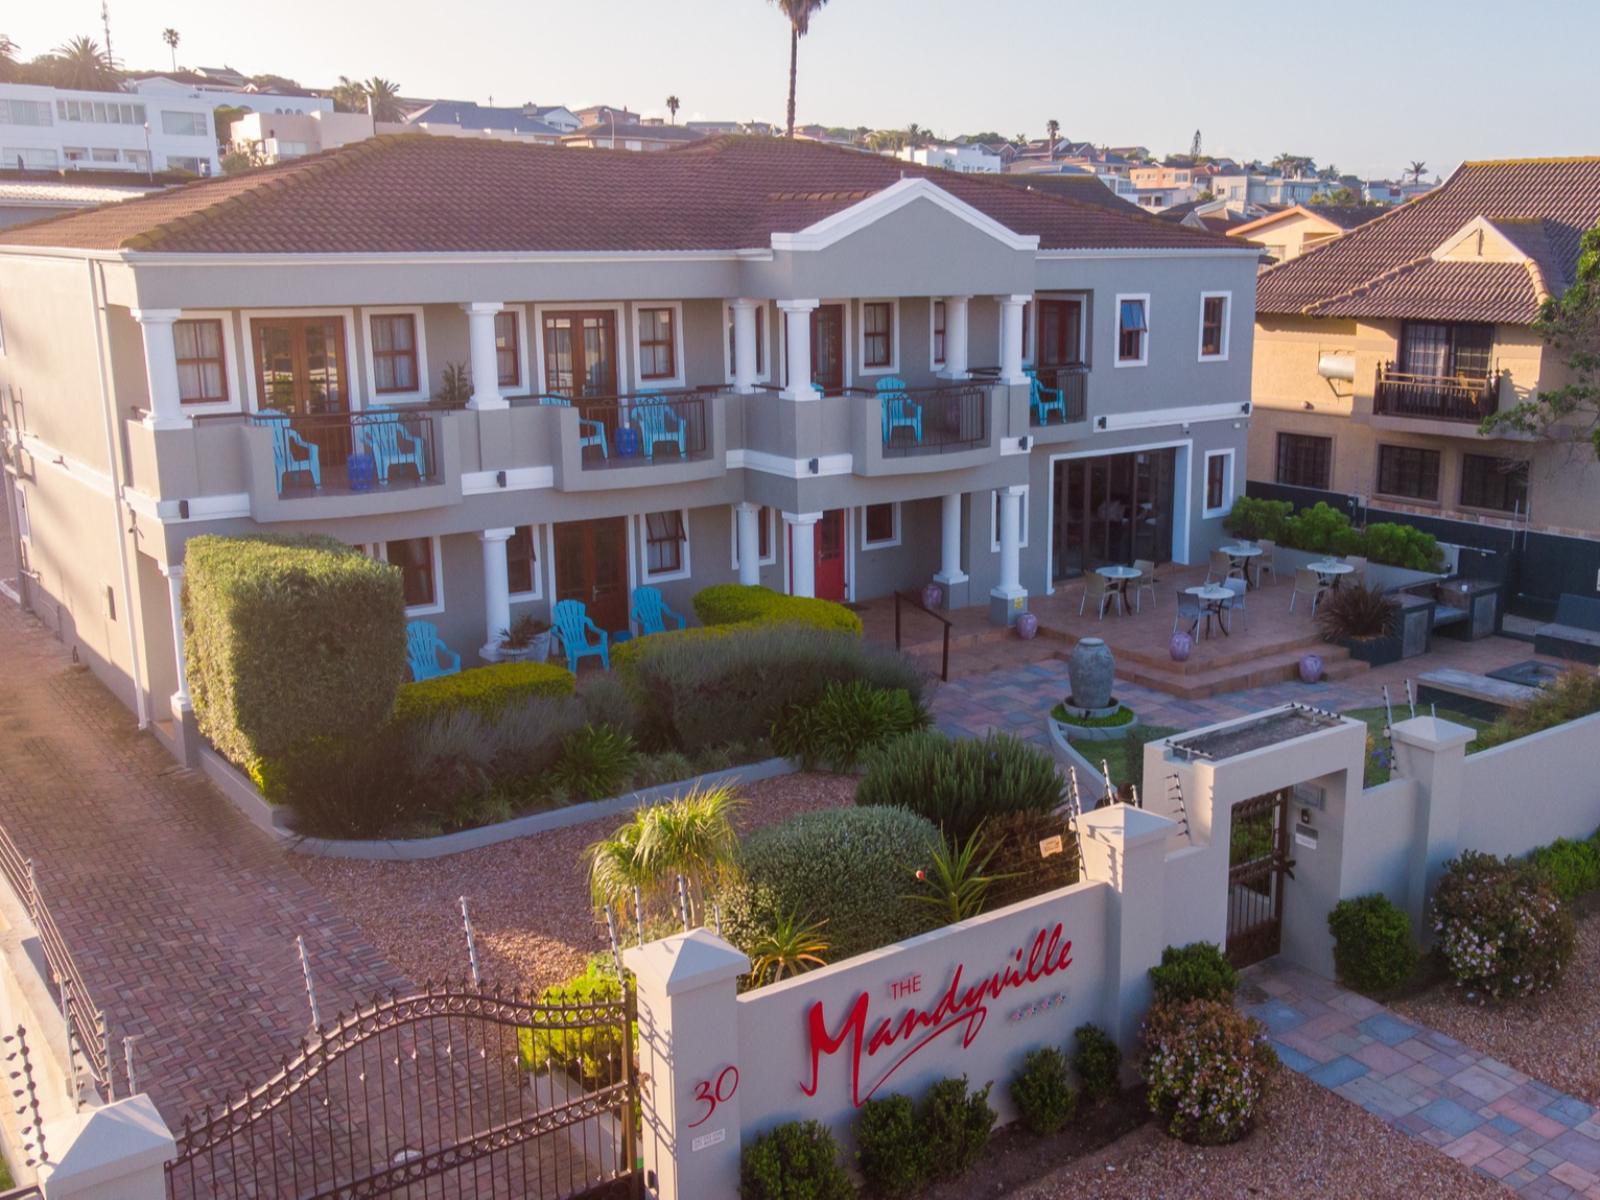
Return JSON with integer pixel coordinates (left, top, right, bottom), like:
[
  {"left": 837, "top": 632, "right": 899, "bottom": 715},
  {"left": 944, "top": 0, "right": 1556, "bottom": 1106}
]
[
  {"left": 768, "top": 0, "right": 828, "bottom": 139},
  {"left": 161, "top": 28, "right": 179, "bottom": 73},
  {"left": 1046, "top": 118, "right": 1060, "bottom": 161},
  {"left": 665, "top": 94, "right": 680, "bottom": 125},
  {"left": 50, "top": 35, "right": 116, "bottom": 90},
  {"left": 331, "top": 75, "right": 367, "bottom": 113},
  {"left": 362, "top": 77, "right": 404, "bottom": 122},
  {"left": 1406, "top": 159, "right": 1428, "bottom": 184}
]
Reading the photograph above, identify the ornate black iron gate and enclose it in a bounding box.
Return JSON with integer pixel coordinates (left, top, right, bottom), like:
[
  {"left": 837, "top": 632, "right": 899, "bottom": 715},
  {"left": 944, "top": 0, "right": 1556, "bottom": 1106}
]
[
  {"left": 165, "top": 981, "right": 640, "bottom": 1200},
  {"left": 1225, "top": 790, "right": 1293, "bottom": 968}
]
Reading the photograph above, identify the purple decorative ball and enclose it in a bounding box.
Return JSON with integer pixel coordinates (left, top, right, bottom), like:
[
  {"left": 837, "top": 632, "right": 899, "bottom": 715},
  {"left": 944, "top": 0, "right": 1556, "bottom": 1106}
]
[
  {"left": 1169, "top": 631, "right": 1193, "bottom": 663},
  {"left": 1016, "top": 611, "right": 1039, "bottom": 640},
  {"left": 1299, "top": 654, "right": 1324, "bottom": 684},
  {"left": 921, "top": 583, "right": 944, "bottom": 611}
]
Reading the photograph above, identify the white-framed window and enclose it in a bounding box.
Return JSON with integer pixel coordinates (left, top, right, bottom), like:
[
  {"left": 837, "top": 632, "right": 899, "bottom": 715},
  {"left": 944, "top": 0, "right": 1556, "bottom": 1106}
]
[
  {"left": 631, "top": 301, "right": 685, "bottom": 388},
  {"left": 494, "top": 306, "right": 531, "bottom": 395},
  {"left": 165, "top": 155, "right": 206, "bottom": 175},
  {"left": 729, "top": 505, "right": 776, "bottom": 569},
  {"left": 91, "top": 147, "right": 119, "bottom": 163},
  {"left": 1198, "top": 291, "right": 1231, "bottom": 361},
  {"left": 990, "top": 487, "right": 1031, "bottom": 551},
  {"left": 3, "top": 148, "right": 57, "bottom": 169},
  {"left": 55, "top": 99, "right": 143, "bottom": 124},
  {"left": 860, "top": 502, "right": 901, "bottom": 549},
  {"left": 858, "top": 299, "right": 899, "bottom": 375},
  {"left": 640, "top": 509, "right": 691, "bottom": 582},
  {"left": 374, "top": 536, "right": 444, "bottom": 615},
  {"left": 505, "top": 524, "right": 544, "bottom": 600},
  {"left": 724, "top": 301, "right": 771, "bottom": 384},
  {"left": 1115, "top": 294, "right": 1149, "bottom": 366},
  {"left": 363, "top": 306, "right": 430, "bottom": 402},
  {"left": 1202, "top": 449, "right": 1235, "bottom": 518},
  {"left": 0, "top": 99, "right": 52, "bottom": 126},
  {"left": 161, "top": 110, "right": 210, "bottom": 137},
  {"left": 930, "top": 299, "right": 947, "bottom": 369}
]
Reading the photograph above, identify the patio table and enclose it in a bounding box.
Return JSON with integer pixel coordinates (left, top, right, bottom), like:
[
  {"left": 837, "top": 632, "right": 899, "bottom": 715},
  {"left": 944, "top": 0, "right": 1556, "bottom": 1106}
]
[
  {"left": 1184, "top": 584, "right": 1235, "bottom": 639},
  {"left": 1096, "top": 564, "right": 1142, "bottom": 615},
  {"left": 1308, "top": 560, "right": 1355, "bottom": 589},
  {"left": 1222, "top": 543, "right": 1263, "bottom": 588}
]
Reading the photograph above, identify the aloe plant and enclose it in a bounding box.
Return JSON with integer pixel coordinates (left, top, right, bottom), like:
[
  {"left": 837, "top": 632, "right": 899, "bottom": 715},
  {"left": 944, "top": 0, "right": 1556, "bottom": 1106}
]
[
  {"left": 748, "top": 911, "right": 830, "bottom": 986},
  {"left": 907, "top": 824, "right": 1015, "bottom": 925}
]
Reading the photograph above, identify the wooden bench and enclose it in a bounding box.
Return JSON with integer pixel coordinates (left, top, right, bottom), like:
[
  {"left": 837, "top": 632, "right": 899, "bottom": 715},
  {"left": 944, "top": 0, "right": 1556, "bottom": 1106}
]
[{"left": 1535, "top": 594, "right": 1600, "bottom": 665}]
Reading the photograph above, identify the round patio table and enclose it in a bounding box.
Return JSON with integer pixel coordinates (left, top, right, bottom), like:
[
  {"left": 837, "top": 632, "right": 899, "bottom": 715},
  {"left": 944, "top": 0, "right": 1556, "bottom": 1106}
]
[
  {"left": 1096, "top": 564, "right": 1142, "bottom": 615},
  {"left": 1308, "top": 560, "right": 1356, "bottom": 588},
  {"left": 1184, "top": 584, "right": 1235, "bottom": 639},
  {"left": 1222, "top": 543, "right": 1263, "bottom": 588}
]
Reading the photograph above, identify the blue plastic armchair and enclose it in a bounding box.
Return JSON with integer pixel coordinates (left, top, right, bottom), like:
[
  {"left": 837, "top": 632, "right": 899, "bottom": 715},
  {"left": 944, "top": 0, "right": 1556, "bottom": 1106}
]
[
  {"left": 1025, "top": 367, "right": 1067, "bottom": 425},
  {"left": 363, "top": 408, "right": 428, "bottom": 484},
  {"left": 630, "top": 392, "right": 687, "bottom": 461},
  {"left": 876, "top": 376, "right": 922, "bottom": 446},
  {"left": 251, "top": 413, "right": 321, "bottom": 492},
  {"left": 630, "top": 586, "right": 686, "bottom": 636},
  {"left": 406, "top": 620, "right": 461, "bottom": 681},
  {"left": 553, "top": 599, "right": 610, "bottom": 672},
  {"left": 539, "top": 395, "right": 608, "bottom": 460}
]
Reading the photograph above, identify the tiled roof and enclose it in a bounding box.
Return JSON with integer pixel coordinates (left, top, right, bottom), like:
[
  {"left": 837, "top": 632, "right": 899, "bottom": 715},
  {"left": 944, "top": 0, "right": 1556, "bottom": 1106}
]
[
  {"left": 1303, "top": 203, "right": 1385, "bottom": 231},
  {"left": 0, "top": 134, "right": 1242, "bottom": 255},
  {"left": 999, "top": 173, "right": 1139, "bottom": 213},
  {"left": 404, "top": 101, "right": 563, "bottom": 137},
  {"left": 1257, "top": 157, "right": 1600, "bottom": 323},
  {"left": 562, "top": 123, "right": 707, "bottom": 144}
]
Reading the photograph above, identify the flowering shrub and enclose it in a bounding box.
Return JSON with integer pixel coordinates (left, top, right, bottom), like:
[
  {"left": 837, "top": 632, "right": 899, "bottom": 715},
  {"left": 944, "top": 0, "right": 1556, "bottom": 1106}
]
[
  {"left": 1141, "top": 1000, "right": 1277, "bottom": 1145},
  {"left": 1432, "top": 850, "right": 1575, "bottom": 1002}
]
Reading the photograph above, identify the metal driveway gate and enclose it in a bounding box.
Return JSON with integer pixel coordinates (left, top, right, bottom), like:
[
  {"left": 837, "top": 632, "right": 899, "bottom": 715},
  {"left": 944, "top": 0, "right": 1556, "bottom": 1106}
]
[{"left": 1225, "top": 790, "right": 1293, "bottom": 968}]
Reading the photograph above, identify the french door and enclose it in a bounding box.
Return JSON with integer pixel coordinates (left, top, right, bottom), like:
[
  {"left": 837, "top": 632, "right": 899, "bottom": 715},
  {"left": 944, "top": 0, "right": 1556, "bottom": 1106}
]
[
  {"left": 554, "top": 517, "right": 629, "bottom": 633},
  {"left": 1037, "top": 298, "right": 1085, "bottom": 371},
  {"left": 250, "top": 316, "right": 349, "bottom": 415},
  {"left": 810, "top": 305, "right": 845, "bottom": 396},
  {"left": 1053, "top": 449, "right": 1176, "bottom": 579},
  {"left": 542, "top": 311, "right": 620, "bottom": 398}
]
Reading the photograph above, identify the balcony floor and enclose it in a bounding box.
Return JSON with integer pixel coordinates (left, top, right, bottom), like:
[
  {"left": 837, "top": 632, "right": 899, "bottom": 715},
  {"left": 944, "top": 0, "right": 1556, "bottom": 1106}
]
[{"left": 277, "top": 463, "right": 441, "bottom": 498}]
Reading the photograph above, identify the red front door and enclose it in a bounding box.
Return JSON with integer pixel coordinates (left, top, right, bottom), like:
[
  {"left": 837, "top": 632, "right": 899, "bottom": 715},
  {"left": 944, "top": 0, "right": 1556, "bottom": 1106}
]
[{"left": 814, "top": 509, "right": 847, "bottom": 601}]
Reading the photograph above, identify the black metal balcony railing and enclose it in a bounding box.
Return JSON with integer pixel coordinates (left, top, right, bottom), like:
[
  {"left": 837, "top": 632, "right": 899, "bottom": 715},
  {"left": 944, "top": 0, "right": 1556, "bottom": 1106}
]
[
  {"left": 1030, "top": 366, "right": 1089, "bottom": 426},
  {"left": 869, "top": 383, "right": 990, "bottom": 457},
  {"left": 236, "top": 407, "right": 444, "bottom": 497},
  {"left": 548, "top": 388, "right": 712, "bottom": 470},
  {"left": 1373, "top": 363, "right": 1498, "bottom": 423}
]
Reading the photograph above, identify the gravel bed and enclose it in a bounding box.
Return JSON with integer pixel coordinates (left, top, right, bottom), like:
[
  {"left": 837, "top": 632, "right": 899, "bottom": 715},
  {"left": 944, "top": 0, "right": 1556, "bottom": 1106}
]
[
  {"left": 292, "top": 772, "right": 857, "bottom": 994},
  {"left": 1393, "top": 903, "right": 1600, "bottom": 1104},
  {"left": 1006, "top": 1070, "right": 1504, "bottom": 1199}
]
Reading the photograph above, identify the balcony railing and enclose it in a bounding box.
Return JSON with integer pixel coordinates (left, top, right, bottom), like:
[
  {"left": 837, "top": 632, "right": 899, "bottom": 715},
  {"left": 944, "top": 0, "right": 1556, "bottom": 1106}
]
[
  {"left": 229, "top": 407, "right": 445, "bottom": 497},
  {"left": 541, "top": 388, "right": 713, "bottom": 471},
  {"left": 1030, "top": 366, "right": 1088, "bottom": 426},
  {"left": 1373, "top": 363, "right": 1498, "bottom": 423},
  {"left": 869, "top": 383, "right": 990, "bottom": 457}
]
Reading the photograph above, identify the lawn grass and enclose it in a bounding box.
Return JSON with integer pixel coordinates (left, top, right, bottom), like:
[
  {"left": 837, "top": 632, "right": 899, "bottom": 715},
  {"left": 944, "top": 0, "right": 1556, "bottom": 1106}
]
[
  {"left": 1069, "top": 725, "right": 1180, "bottom": 796},
  {"left": 1342, "top": 705, "right": 1492, "bottom": 786}
]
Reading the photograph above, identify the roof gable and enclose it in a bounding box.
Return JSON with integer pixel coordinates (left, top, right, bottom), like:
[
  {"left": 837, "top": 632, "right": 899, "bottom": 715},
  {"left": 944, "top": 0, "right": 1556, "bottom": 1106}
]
[{"left": 770, "top": 177, "right": 1040, "bottom": 253}]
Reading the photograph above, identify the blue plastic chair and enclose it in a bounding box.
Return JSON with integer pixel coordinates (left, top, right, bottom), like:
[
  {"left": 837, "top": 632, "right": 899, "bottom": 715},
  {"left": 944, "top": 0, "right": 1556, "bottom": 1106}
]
[
  {"left": 630, "top": 586, "right": 686, "bottom": 636},
  {"left": 553, "top": 599, "right": 610, "bottom": 672},
  {"left": 406, "top": 620, "right": 460, "bottom": 681},
  {"left": 362, "top": 408, "right": 427, "bottom": 484},
  {"left": 251, "top": 413, "right": 321, "bottom": 492},
  {"left": 1025, "top": 367, "right": 1067, "bottom": 425},
  {"left": 630, "top": 392, "right": 687, "bottom": 461},
  {"left": 539, "top": 395, "right": 608, "bottom": 459},
  {"left": 876, "top": 376, "right": 922, "bottom": 445}
]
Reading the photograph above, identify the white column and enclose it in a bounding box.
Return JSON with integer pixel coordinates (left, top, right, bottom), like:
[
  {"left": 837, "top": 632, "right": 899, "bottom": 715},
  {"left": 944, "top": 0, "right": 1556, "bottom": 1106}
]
[
  {"left": 735, "top": 502, "right": 762, "bottom": 586},
  {"left": 731, "top": 298, "right": 760, "bottom": 395},
  {"left": 478, "top": 527, "right": 515, "bottom": 660},
  {"left": 999, "top": 294, "right": 1029, "bottom": 385},
  {"left": 785, "top": 510, "right": 820, "bottom": 597},
  {"left": 777, "top": 299, "right": 819, "bottom": 401},
  {"left": 464, "top": 301, "right": 507, "bottom": 410},
  {"left": 160, "top": 563, "right": 190, "bottom": 717},
  {"left": 993, "top": 485, "right": 1025, "bottom": 599},
  {"left": 933, "top": 493, "right": 967, "bottom": 585},
  {"left": 941, "top": 295, "right": 971, "bottom": 379},
  {"left": 131, "top": 308, "right": 189, "bottom": 431}
]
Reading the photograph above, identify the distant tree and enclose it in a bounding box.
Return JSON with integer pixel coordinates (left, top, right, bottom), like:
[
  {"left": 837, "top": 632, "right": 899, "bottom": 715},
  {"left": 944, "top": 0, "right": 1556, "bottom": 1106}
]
[
  {"left": 362, "top": 77, "right": 404, "bottom": 122},
  {"left": 331, "top": 76, "right": 368, "bottom": 113},
  {"left": 665, "top": 94, "right": 680, "bottom": 124},
  {"left": 960, "top": 130, "right": 1006, "bottom": 145},
  {"left": 768, "top": 0, "right": 828, "bottom": 139},
  {"left": 1313, "top": 186, "right": 1365, "bottom": 205},
  {"left": 221, "top": 145, "right": 266, "bottom": 174},
  {"left": 0, "top": 35, "right": 17, "bottom": 82},
  {"left": 212, "top": 103, "right": 249, "bottom": 143},
  {"left": 905, "top": 122, "right": 928, "bottom": 148},
  {"left": 1190, "top": 128, "right": 1202, "bottom": 159},
  {"left": 249, "top": 73, "right": 303, "bottom": 92},
  {"left": 1014, "top": 132, "right": 1026, "bottom": 145},
  {"left": 1406, "top": 159, "right": 1428, "bottom": 184},
  {"left": 49, "top": 35, "right": 117, "bottom": 89},
  {"left": 162, "top": 28, "right": 179, "bottom": 73},
  {"left": 1045, "top": 117, "right": 1060, "bottom": 143}
]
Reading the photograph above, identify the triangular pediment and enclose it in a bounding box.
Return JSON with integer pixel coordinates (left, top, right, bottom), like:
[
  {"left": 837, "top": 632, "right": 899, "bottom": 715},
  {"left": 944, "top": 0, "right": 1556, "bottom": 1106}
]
[
  {"left": 771, "top": 176, "right": 1040, "bottom": 254},
  {"left": 1432, "top": 215, "right": 1533, "bottom": 265}
]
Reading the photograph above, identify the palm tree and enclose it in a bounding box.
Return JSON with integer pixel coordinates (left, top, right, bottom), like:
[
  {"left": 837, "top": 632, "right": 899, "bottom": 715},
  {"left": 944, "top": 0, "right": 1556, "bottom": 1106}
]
[
  {"left": 331, "top": 75, "right": 367, "bottom": 113},
  {"left": 161, "top": 28, "right": 179, "bottom": 73},
  {"left": 0, "top": 35, "right": 18, "bottom": 83},
  {"left": 768, "top": 0, "right": 828, "bottom": 139},
  {"left": 50, "top": 35, "right": 116, "bottom": 90},
  {"left": 587, "top": 786, "right": 742, "bottom": 924},
  {"left": 665, "top": 94, "right": 680, "bottom": 125},
  {"left": 362, "top": 77, "right": 404, "bottom": 122},
  {"left": 904, "top": 122, "right": 925, "bottom": 148},
  {"left": 1045, "top": 118, "right": 1060, "bottom": 143},
  {"left": 1406, "top": 159, "right": 1428, "bottom": 185}
]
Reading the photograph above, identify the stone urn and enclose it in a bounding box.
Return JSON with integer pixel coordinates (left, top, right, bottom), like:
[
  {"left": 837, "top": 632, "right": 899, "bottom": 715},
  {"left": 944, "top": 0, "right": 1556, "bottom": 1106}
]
[
  {"left": 1067, "top": 637, "right": 1115, "bottom": 709},
  {"left": 1016, "top": 611, "right": 1039, "bottom": 640},
  {"left": 1299, "top": 654, "right": 1324, "bottom": 684},
  {"left": 921, "top": 582, "right": 944, "bottom": 611},
  {"left": 1169, "top": 631, "right": 1193, "bottom": 663}
]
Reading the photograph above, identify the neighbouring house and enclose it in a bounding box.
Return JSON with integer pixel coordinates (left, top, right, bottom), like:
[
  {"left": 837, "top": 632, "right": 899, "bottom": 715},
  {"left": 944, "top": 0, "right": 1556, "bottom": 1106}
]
[
  {"left": 560, "top": 123, "right": 707, "bottom": 152},
  {"left": 0, "top": 134, "right": 1258, "bottom": 766},
  {"left": 127, "top": 74, "right": 333, "bottom": 117},
  {"left": 894, "top": 143, "right": 1002, "bottom": 173},
  {"left": 229, "top": 110, "right": 395, "bottom": 163},
  {"left": 1247, "top": 156, "right": 1600, "bottom": 615},
  {"left": 1212, "top": 173, "right": 1324, "bottom": 208},
  {"left": 1159, "top": 198, "right": 1271, "bottom": 236},
  {"left": 401, "top": 101, "right": 567, "bottom": 144},
  {"left": 0, "top": 167, "right": 172, "bottom": 228},
  {"left": 0, "top": 82, "right": 222, "bottom": 176},
  {"left": 1226, "top": 203, "right": 1385, "bottom": 264},
  {"left": 572, "top": 104, "right": 639, "bottom": 128}
]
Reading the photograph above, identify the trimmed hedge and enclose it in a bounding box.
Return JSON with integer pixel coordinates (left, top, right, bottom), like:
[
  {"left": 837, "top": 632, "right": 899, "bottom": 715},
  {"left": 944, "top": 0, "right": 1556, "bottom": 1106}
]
[
  {"left": 1327, "top": 894, "right": 1417, "bottom": 995},
  {"left": 393, "top": 661, "right": 574, "bottom": 725},
  {"left": 184, "top": 535, "right": 405, "bottom": 782},
  {"left": 693, "top": 584, "right": 863, "bottom": 636}
]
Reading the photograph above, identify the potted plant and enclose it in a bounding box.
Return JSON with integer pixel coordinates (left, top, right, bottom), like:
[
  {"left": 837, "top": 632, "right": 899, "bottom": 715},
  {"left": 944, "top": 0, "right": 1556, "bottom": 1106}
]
[
  {"left": 495, "top": 613, "right": 552, "bottom": 662},
  {"left": 1316, "top": 583, "right": 1402, "bottom": 665}
]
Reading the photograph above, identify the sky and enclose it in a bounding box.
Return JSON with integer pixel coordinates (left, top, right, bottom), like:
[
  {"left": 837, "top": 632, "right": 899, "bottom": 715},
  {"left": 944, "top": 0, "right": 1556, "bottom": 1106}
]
[{"left": 10, "top": 0, "right": 1597, "bottom": 180}]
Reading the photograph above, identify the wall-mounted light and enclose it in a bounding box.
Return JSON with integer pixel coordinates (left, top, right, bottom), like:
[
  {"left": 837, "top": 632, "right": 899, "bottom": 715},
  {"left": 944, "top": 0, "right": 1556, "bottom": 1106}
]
[
  {"left": 495, "top": 470, "right": 507, "bottom": 488},
  {"left": 807, "top": 457, "right": 819, "bottom": 475},
  {"left": 178, "top": 498, "right": 190, "bottom": 519},
  {"left": 1095, "top": 416, "right": 1108, "bottom": 431},
  {"left": 1181, "top": 423, "right": 1191, "bottom": 436},
  {"left": 1240, "top": 402, "right": 1252, "bottom": 415},
  {"left": 1018, "top": 435, "right": 1034, "bottom": 451}
]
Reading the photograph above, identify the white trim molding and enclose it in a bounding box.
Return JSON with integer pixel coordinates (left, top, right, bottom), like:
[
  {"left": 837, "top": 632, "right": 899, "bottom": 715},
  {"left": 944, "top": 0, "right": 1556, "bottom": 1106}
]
[
  {"left": 374, "top": 534, "right": 445, "bottom": 616},
  {"left": 1095, "top": 399, "right": 1252, "bottom": 432},
  {"left": 1114, "top": 292, "right": 1150, "bottom": 368},
  {"left": 1202, "top": 448, "right": 1236, "bottom": 519},
  {"left": 770, "top": 177, "right": 1041, "bottom": 254},
  {"left": 507, "top": 523, "right": 545, "bottom": 602},
  {"left": 1198, "top": 290, "right": 1232, "bottom": 362},
  {"left": 856, "top": 298, "right": 900, "bottom": 377},
  {"left": 461, "top": 465, "right": 556, "bottom": 494},
  {"left": 630, "top": 300, "right": 687, "bottom": 390},
  {"left": 859, "top": 501, "right": 902, "bottom": 550},
  {"left": 727, "top": 448, "right": 853, "bottom": 479},
  {"left": 362, "top": 305, "right": 431, "bottom": 404}
]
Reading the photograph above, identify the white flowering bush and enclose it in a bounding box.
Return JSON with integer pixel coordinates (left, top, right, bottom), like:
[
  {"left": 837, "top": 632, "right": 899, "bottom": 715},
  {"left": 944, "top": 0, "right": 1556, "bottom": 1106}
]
[
  {"left": 1140, "top": 999, "right": 1277, "bottom": 1145},
  {"left": 1432, "top": 850, "right": 1575, "bottom": 1003}
]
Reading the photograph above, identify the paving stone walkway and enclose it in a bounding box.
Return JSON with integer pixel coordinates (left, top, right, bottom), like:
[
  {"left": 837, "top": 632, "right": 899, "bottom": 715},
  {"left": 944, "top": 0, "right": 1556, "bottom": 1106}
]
[{"left": 1246, "top": 960, "right": 1600, "bottom": 1198}]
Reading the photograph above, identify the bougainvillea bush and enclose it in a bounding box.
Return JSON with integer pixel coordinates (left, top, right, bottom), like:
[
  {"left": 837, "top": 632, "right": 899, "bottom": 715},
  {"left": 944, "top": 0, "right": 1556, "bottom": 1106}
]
[
  {"left": 1432, "top": 849, "right": 1575, "bottom": 1003},
  {"left": 1140, "top": 1000, "right": 1277, "bottom": 1145}
]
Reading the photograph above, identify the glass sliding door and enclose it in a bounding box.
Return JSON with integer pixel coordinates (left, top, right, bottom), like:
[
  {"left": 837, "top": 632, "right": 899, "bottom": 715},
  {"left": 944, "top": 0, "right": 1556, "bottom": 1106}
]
[{"left": 1053, "top": 448, "right": 1176, "bottom": 581}]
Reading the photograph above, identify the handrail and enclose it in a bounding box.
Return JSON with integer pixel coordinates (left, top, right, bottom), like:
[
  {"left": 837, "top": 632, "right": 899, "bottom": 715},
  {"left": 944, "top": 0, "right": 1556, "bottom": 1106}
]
[{"left": 894, "top": 590, "right": 952, "bottom": 682}]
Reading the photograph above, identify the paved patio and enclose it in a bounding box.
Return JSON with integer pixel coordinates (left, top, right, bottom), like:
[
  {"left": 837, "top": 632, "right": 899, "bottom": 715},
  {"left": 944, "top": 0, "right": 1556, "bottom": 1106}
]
[{"left": 1246, "top": 961, "right": 1600, "bottom": 1198}]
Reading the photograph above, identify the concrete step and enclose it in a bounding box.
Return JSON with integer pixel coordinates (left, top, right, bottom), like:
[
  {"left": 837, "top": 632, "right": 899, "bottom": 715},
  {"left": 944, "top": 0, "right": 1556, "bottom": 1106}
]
[{"left": 1104, "top": 644, "right": 1368, "bottom": 700}]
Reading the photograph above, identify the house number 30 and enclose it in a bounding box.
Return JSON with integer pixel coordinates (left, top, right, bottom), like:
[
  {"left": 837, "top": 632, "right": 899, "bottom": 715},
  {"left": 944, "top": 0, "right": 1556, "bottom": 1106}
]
[{"left": 688, "top": 1065, "right": 739, "bottom": 1128}]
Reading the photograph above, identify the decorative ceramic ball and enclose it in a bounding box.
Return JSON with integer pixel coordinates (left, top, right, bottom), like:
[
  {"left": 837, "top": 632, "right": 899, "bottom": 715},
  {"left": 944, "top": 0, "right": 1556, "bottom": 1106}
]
[
  {"left": 1169, "top": 631, "right": 1193, "bottom": 663},
  {"left": 1016, "top": 611, "right": 1039, "bottom": 640},
  {"left": 1299, "top": 654, "right": 1324, "bottom": 684},
  {"left": 921, "top": 582, "right": 944, "bottom": 611}
]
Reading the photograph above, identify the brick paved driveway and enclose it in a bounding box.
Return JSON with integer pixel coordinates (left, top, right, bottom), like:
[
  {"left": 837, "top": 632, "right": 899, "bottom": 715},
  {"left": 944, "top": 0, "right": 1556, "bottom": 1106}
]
[{"left": 0, "top": 591, "right": 406, "bottom": 1125}]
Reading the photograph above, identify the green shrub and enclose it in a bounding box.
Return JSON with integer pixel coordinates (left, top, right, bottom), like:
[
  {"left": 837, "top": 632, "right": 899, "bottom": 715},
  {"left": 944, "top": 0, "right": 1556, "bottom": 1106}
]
[
  {"left": 1477, "top": 670, "right": 1600, "bottom": 750},
  {"left": 184, "top": 534, "right": 406, "bottom": 782},
  {"left": 271, "top": 726, "right": 426, "bottom": 838},
  {"left": 1149, "top": 943, "right": 1238, "bottom": 1006},
  {"left": 576, "top": 673, "right": 642, "bottom": 739},
  {"left": 1141, "top": 1000, "right": 1276, "bottom": 1145},
  {"left": 1316, "top": 583, "right": 1400, "bottom": 644},
  {"left": 984, "top": 809, "right": 1081, "bottom": 909},
  {"left": 920, "top": 1076, "right": 995, "bottom": 1180},
  {"left": 771, "top": 681, "right": 928, "bottom": 771},
  {"left": 550, "top": 724, "right": 640, "bottom": 801},
  {"left": 485, "top": 695, "right": 585, "bottom": 785},
  {"left": 393, "top": 660, "right": 574, "bottom": 725},
  {"left": 634, "top": 751, "right": 698, "bottom": 788},
  {"left": 1363, "top": 521, "right": 1442, "bottom": 571},
  {"left": 1432, "top": 849, "right": 1575, "bottom": 1002},
  {"left": 1221, "top": 496, "right": 1292, "bottom": 542},
  {"left": 1010, "top": 1046, "right": 1077, "bottom": 1135},
  {"left": 694, "top": 583, "right": 863, "bottom": 635},
  {"left": 1527, "top": 836, "right": 1600, "bottom": 900},
  {"left": 519, "top": 962, "right": 630, "bottom": 1085},
  {"left": 856, "top": 731, "right": 1063, "bottom": 844},
  {"left": 855, "top": 1094, "right": 926, "bottom": 1197},
  {"left": 740, "top": 1121, "right": 855, "bottom": 1200},
  {"left": 719, "top": 806, "right": 940, "bottom": 961},
  {"left": 1071, "top": 1024, "right": 1122, "bottom": 1104},
  {"left": 1282, "top": 501, "right": 1353, "bottom": 553},
  {"left": 1327, "top": 894, "right": 1418, "bottom": 995}
]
